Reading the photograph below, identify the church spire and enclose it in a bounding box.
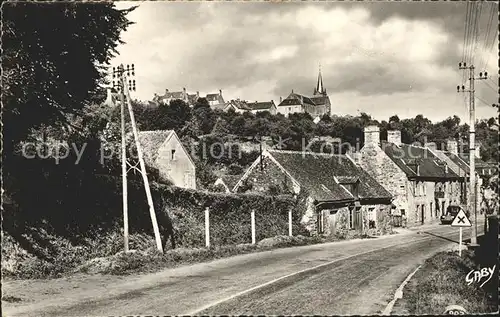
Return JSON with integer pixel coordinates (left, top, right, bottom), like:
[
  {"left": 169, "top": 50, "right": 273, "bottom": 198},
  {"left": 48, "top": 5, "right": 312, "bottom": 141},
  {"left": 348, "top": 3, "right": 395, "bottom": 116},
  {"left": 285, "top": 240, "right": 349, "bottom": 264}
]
[{"left": 315, "top": 63, "right": 325, "bottom": 96}]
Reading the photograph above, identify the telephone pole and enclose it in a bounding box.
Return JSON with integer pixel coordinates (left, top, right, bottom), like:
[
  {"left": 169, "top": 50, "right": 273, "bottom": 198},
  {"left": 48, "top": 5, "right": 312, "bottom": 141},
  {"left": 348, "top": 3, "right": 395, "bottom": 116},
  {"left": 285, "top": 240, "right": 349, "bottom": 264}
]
[
  {"left": 113, "top": 65, "right": 129, "bottom": 252},
  {"left": 113, "top": 64, "right": 164, "bottom": 253},
  {"left": 457, "top": 62, "right": 488, "bottom": 246}
]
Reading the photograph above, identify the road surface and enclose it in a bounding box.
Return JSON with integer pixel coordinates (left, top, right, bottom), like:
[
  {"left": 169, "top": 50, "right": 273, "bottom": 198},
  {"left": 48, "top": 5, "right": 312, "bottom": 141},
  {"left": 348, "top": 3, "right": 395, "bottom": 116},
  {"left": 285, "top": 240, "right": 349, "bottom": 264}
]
[{"left": 2, "top": 223, "right": 483, "bottom": 316}]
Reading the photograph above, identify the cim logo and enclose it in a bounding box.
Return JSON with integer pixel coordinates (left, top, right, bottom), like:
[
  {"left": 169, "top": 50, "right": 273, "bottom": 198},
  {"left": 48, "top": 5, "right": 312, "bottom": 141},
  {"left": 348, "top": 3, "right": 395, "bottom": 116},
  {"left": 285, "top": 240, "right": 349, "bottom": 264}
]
[{"left": 443, "top": 305, "right": 467, "bottom": 315}]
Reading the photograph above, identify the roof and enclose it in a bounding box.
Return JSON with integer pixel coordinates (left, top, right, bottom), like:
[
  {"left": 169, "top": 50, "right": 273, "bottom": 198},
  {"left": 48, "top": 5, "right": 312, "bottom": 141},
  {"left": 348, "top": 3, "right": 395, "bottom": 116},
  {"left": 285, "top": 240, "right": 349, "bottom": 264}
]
[
  {"left": 160, "top": 91, "right": 184, "bottom": 100},
  {"left": 206, "top": 93, "right": 221, "bottom": 102},
  {"left": 382, "top": 142, "right": 460, "bottom": 179},
  {"left": 441, "top": 151, "right": 470, "bottom": 175},
  {"left": 247, "top": 101, "right": 275, "bottom": 110},
  {"left": 268, "top": 150, "right": 392, "bottom": 202},
  {"left": 226, "top": 100, "right": 252, "bottom": 110},
  {"left": 309, "top": 95, "right": 330, "bottom": 106},
  {"left": 187, "top": 94, "right": 199, "bottom": 104},
  {"left": 278, "top": 93, "right": 316, "bottom": 107},
  {"left": 138, "top": 130, "right": 174, "bottom": 167}
]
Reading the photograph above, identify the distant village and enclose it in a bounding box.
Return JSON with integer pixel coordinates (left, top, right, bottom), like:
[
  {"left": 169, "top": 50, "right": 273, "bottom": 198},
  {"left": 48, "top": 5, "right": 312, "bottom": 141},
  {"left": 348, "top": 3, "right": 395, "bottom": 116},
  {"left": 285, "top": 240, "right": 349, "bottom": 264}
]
[{"left": 149, "top": 67, "right": 331, "bottom": 123}]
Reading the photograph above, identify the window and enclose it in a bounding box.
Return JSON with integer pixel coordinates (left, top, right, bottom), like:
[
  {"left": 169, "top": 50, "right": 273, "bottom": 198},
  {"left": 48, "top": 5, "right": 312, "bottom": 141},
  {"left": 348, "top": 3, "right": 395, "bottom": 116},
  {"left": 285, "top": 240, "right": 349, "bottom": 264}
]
[
  {"left": 171, "top": 149, "right": 176, "bottom": 160},
  {"left": 401, "top": 209, "right": 406, "bottom": 216},
  {"left": 415, "top": 205, "right": 420, "bottom": 221},
  {"left": 368, "top": 207, "right": 376, "bottom": 229}
]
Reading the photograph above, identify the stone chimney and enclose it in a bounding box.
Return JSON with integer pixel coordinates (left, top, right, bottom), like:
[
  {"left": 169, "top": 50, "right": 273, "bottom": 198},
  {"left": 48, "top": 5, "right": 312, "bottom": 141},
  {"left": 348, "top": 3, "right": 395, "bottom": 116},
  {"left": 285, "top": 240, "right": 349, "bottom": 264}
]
[
  {"left": 219, "top": 89, "right": 222, "bottom": 97},
  {"left": 425, "top": 142, "right": 437, "bottom": 152},
  {"left": 387, "top": 130, "right": 402, "bottom": 146},
  {"left": 280, "top": 96, "right": 283, "bottom": 103},
  {"left": 364, "top": 125, "right": 380, "bottom": 146},
  {"left": 165, "top": 89, "right": 169, "bottom": 94},
  {"left": 183, "top": 87, "right": 186, "bottom": 99},
  {"left": 196, "top": 91, "right": 200, "bottom": 98},
  {"left": 447, "top": 140, "right": 458, "bottom": 154}
]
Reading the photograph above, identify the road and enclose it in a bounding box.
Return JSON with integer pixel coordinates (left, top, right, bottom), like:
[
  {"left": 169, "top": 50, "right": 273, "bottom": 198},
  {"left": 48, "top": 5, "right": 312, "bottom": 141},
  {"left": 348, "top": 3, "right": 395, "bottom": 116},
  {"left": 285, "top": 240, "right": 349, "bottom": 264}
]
[{"left": 2, "top": 223, "right": 483, "bottom": 316}]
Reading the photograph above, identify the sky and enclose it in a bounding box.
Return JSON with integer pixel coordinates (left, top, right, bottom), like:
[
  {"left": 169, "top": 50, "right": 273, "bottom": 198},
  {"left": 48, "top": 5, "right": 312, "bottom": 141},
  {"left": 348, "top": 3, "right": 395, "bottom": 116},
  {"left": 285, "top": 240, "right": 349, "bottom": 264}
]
[{"left": 112, "top": 0, "right": 499, "bottom": 123}]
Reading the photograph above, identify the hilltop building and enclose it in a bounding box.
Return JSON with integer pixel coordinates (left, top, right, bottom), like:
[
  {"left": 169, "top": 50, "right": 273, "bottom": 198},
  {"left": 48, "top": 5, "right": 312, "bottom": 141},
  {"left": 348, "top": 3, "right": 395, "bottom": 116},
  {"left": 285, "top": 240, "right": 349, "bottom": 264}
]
[{"left": 277, "top": 66, "right": 331, "bottom": 118}]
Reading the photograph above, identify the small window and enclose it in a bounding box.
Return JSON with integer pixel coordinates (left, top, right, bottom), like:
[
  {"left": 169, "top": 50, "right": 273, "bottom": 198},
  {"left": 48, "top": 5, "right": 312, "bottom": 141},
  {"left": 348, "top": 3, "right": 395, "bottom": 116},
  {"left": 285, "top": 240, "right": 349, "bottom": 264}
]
[
  {"left": 171, "top": 149, "right": 176, "bottom": 160},
  {"left": 401, "top": 209, "right": 406, "bottom": 216}
]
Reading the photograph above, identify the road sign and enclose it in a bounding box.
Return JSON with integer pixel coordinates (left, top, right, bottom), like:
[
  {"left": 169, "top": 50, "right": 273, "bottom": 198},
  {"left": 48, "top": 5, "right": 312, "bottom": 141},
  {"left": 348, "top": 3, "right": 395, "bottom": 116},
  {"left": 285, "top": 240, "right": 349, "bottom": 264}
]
[{"left": 451, "top": 209, "right": 472, "bottom": 227}]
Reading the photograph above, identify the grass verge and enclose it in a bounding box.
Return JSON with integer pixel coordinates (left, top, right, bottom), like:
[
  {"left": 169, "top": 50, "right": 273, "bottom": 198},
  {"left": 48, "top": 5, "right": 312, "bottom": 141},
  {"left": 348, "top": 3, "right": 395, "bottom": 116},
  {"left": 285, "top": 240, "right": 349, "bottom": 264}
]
[
  {"left": 392, "top": 248, "right": 498, "bottom": 315},
  {"left": 2, "top": 229, "right": 378, "bottom": 279}
]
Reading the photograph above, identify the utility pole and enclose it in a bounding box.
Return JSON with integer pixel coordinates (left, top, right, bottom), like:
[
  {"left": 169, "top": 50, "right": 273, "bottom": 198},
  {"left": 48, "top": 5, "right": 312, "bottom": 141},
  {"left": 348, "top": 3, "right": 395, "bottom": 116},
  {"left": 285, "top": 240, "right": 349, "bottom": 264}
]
[
  {"left": 457, "top": 62, "right": 488, "bottom": 246},
  {"left": 113, "top": 64, "right": 164, "bottom": 253},
  {"left": 113, "top": 65, "right": 129, "bottom": 253}
]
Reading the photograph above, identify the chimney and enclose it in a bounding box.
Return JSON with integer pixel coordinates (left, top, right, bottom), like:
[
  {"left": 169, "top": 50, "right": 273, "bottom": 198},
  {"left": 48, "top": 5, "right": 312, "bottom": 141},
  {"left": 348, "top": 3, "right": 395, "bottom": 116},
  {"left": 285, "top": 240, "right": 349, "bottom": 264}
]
[
  {"left": 425, "top": 142, "right": 437, "bottom": 152},
  {"left": 183, "top": 87, "right": 186, "bottom": 99},
  {"left": 447, "top": 140, "right": 458, "bottom": 155},
  {"left": 387, "top": 130, "right": 402, "bottom": 146},
  {"left": 363, "top": 125, "right": 380, "bottom": 146},
  {"left": 219, "top": 89, "right": 222, "bottom": 97},
  {"left": 280, "top": 96, "right": 283, "bottom": 103},
  {"left": 196, "top": 91, "right": 200, "bottom": 98},
  {"left": 165, "top": 89, "right": 169, "bottom": 94}
]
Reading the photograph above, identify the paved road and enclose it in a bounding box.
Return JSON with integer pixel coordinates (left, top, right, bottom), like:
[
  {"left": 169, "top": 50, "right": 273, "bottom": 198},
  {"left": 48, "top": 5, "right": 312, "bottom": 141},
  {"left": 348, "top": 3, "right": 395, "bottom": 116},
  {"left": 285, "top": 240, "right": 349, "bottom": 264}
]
[{"left": 3, "top": 224, "right": 483, "bottom": 316}]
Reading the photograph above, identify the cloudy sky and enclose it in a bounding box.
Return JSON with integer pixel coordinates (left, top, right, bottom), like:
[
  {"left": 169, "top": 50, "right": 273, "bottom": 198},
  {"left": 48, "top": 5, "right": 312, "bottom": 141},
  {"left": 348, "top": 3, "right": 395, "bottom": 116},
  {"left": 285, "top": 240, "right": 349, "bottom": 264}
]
[{"left": 112, "top": 1, "right": 498, "bottom": 122}]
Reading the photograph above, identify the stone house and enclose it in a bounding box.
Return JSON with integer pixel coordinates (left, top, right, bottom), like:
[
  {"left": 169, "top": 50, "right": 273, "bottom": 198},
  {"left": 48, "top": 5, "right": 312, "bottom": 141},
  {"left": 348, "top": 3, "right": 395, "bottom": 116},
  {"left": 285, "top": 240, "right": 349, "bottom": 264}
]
[
  {"left": 138, "top": 130, "right": 196, "bottom": 189},
  {"left": 206, "top": 90, "right": 225, "bottom": 108},
  {"left": 153, "top": 88, "right": 195, "bottom": 106},
  {"left": 232, "top": 149, "right": 393, "bottom": 236},
  {"left": 277, "top": 92, "right": 329, "bottom": 119},
  {"left": 221, "top": 99, "right": 252, "bottom": 113},
  {"left": 358, "top": 126, "right": 463, "bottom": 227}
]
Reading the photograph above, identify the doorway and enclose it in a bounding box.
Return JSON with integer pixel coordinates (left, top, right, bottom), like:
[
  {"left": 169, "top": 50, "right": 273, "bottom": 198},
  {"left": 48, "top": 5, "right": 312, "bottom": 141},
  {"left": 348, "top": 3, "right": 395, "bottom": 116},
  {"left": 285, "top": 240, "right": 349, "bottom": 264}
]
[{"left": 421, "top": 205, "right": 425, "bottom": 225}]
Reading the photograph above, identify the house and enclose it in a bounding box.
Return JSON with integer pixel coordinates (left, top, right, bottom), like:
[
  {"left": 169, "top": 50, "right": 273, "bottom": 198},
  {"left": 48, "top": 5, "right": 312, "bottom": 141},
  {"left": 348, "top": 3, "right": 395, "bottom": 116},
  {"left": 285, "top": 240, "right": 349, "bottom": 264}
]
[
  {"left": 246, "top": 100, "right": 277, "bottom": 115},
  {"left": 358, "top": 126, "right": 464, "bottom": 227},
  {"left": 138, "top": 130, "right": 196, "bottom": 189},
  {"left": 232, "top": 149, "right": 393, "bottom": 236},
  {"left": 425, "top": 141, "right": 483, "bottom": 213},
  {"left": 213, "top": 175, "right": 242, "bottom": 193},
  {"left": 222, "top": 99, "right": 252, "bottom": 113},
  {"left": 206, "top": 90, "right": 225, "bottom": 109},
  {"left": 153, "top": 88, "right": 194, "bottom": 105},
  {"left": 277, "top": 92, "right": 314, "bottom": 117}
]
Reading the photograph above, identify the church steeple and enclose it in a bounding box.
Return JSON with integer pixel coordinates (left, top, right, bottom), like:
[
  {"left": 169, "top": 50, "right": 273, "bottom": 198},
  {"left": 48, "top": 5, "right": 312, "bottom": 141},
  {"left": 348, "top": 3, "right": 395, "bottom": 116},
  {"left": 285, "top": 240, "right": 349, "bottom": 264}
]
[{"left": 314, "top": 63, "right": 326, "bottom": 96}]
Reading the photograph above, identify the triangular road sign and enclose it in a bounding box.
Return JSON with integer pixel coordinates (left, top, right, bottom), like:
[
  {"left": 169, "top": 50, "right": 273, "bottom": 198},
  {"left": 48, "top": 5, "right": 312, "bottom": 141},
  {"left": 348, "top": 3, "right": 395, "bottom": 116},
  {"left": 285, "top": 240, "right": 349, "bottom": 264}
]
[{"left": 451, "top": 209, "right": 472, "bottom": 227}]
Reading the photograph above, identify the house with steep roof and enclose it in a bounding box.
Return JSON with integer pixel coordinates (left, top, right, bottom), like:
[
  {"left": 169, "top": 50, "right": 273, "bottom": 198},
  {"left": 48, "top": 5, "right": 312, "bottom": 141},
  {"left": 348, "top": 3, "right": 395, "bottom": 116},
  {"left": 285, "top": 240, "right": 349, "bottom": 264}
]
[
  {"left": 153, "top": 88, "right": 194, "bottom": 106},
  {"left": 221, "top": 99, "right": 252, "bottom": 113},
  {"left": 424, "top": 141, "right": 481, "bottom": 213},
  {"left": 246, "top": 100, "right": 277, "bottom": 115},
  {"left": 206, "top": 90, "right": 225, "bottom": 109},
  {"left": 138, "top": 130, "right": 196, "bottom": 189},
  {"left": 358, "top": 126, "right": 464, "bottom": 227},
  {"left": 232, "top": 149, "right": 393, "bottom": 235}
]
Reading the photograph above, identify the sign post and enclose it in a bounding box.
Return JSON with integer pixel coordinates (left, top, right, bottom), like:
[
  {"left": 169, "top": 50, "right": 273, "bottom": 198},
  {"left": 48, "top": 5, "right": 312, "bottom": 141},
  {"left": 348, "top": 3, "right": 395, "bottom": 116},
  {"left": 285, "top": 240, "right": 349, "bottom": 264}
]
[{"left": 450, "top": 208, "right": 472, "bottom": 257}]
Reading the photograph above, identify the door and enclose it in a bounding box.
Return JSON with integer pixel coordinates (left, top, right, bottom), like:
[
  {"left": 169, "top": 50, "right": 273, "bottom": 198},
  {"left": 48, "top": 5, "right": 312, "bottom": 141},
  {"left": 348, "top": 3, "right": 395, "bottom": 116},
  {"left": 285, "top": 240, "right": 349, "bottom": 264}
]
[
  {"left": 353, "top": 207, "right": 362, "bottom": 231},
  {"left": 421, "top": 205, "right": 425, "bottom": 224}
]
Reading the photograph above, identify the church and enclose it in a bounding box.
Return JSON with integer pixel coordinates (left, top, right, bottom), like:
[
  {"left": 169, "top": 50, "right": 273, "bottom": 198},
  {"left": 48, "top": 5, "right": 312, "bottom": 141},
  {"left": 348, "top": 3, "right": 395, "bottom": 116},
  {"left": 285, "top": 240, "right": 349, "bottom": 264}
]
[{"left": 276, "top": 67, "right": 331, "bottom": 119}]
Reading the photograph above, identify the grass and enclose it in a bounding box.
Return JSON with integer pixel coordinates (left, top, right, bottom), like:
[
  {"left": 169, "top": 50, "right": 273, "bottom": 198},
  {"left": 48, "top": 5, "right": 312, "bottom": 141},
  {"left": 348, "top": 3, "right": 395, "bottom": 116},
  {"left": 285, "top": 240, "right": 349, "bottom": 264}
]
[
  {"left": 2, "top": 228, "right": 379, "bottom": 279},
  {"left": 394, "top": 245, "right": 498, "bottom": 315}
]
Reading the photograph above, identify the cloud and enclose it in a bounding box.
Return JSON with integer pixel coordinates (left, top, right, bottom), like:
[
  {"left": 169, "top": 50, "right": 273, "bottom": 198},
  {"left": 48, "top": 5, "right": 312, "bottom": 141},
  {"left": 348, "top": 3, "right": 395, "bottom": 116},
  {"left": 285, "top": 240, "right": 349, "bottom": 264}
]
[{"left": 112, "top": 1, "right": 498, "bottom": 122}]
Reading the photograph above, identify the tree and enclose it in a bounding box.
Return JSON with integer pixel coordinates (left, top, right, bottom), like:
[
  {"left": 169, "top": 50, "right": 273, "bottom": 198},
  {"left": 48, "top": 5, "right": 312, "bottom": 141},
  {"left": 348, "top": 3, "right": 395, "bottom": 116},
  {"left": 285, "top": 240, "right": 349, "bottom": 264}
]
[{"left": 2, "top": 2, "right": 136, "bottom": 155}]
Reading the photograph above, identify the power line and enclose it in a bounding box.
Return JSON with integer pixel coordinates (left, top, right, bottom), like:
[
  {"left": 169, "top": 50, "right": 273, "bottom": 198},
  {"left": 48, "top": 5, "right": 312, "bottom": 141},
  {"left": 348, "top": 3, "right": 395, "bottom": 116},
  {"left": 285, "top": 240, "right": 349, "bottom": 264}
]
[
  {"left": 475, "top": 95, "right": 494, "bottom": 108},
  {"left": 479, "top": 2, "right": 496, "bottom": 70}
]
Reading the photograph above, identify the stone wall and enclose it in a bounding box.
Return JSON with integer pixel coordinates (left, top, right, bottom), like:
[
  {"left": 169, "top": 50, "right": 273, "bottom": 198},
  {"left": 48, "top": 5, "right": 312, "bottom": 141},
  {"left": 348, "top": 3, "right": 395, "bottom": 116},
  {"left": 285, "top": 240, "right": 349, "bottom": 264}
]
[{"left": 359, "top": 144, "right": 409, "bottom": 216}]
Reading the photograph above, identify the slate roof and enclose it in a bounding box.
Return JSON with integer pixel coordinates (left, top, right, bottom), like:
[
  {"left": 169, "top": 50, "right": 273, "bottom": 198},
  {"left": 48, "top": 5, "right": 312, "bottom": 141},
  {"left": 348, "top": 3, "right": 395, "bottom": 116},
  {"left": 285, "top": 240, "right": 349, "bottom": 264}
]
[
  {"left": 309, "top": 95, "right": 330, "bottom": 106},
  {"left": 206, "top": 93, "right": 221, "bottom": 102},
  {"left": 278, "top": 93, "right": 316, "bottom": 107},
  {"left": 434, "top": 150, "right": 470, "bottom": 176},
  {"left": 382, "top": 142, "right": 460, "bottom": 180},
  {"left": 138, "top": 130, "right": 174, "bottom": 167},
  {"left": 247, "top": 101, "right": 275, "bottom": 110},
  {"left": 268, "top": 150, "right": 392, "bottom": 202},
  {"left": 160, "top": 91, "right": 184, "bottom": 100}
]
